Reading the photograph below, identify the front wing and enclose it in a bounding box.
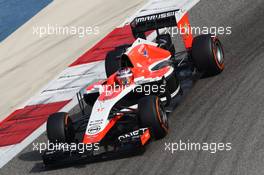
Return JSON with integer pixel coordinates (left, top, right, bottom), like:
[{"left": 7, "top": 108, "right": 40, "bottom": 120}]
[{"left": 42, "top": 128, "right": 150, "bottom": 168}]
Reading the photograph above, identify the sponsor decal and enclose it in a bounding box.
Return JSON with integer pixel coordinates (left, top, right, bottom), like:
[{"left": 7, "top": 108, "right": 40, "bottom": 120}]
[
  {"left": 135, "top": 11, "right": 177, "bottom": 24},
  {"left": 89, "top": 119, "right": 103, "bottom": 125},
  {"left": 87, "top": 125, "right": 101, "bottom": 135},
  {"left": 118, "top": 128, "right": 148, "bottom": 141},
  {"left": 138, "top": 47, "right": 149, "bottom": 58}
]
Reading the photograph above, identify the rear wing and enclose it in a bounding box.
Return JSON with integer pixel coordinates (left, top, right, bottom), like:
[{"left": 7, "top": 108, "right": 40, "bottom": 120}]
[
  {"left": 130, "top": 0, "right": 200, "bottom": 48},
  {"left": 131, "top": 10, "right": 178, "bottom": 38}
]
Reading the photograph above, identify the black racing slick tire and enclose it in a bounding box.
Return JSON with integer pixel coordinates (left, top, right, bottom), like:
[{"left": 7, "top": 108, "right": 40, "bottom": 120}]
[
  {"left": 138, "top": 96, "right": 168, "bottom": 140},
  {"left": 47, "top": 112, "right": 75, "bottom": 143},
  {"left": 191, "top": 34, "right": 224, "bottom": 75},
  {"left": 105, "top": 44, "right": 130, "bottom": 77}
]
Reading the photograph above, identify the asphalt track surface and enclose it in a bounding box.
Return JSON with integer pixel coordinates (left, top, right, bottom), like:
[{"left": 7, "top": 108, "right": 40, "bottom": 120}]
[{"left": 2, "top": 0, "right": 264, "bottom": 174}]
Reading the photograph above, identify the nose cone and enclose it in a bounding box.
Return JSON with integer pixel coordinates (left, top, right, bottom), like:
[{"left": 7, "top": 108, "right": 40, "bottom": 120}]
[{"left": 83, "top": 117, "right": 120, "bottom": 144}]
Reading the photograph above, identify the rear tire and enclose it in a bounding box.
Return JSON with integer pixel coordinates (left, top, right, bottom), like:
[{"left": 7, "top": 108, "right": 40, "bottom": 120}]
[
  {"left": 191, "top": 34, "right": 224, "bottom": 75},
  {"left": 138, "top": 96, "right": 168, "bottom": 140},
  {"left": 47, "top": 112, "right": 74, "bottom": 143}
]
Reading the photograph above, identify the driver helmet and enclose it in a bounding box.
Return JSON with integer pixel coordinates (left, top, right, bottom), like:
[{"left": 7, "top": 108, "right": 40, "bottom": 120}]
[{"left": 115, "top": 67, "right": 133, "bottom": 85}]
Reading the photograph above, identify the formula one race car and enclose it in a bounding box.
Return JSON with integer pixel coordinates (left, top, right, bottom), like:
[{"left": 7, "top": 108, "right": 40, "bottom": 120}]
[{"left": 42, "top": 2, "right": 224, "bottom": 167}]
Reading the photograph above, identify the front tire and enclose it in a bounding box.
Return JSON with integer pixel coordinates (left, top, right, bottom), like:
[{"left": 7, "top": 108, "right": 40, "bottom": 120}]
[
  {"left": 138, "top": 96, "right": 168, "bottom": 140},
  {"left": 191, "top": 34, "right": 224, "bottom": 75},
  {"left": 47, "top": 112, "right": 75, "bottom": 143}
]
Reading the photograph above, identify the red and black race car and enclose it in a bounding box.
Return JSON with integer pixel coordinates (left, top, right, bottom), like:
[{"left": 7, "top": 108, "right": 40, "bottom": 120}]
[{"left": 42, "top": 6, "right": 224, "bottom": 167}]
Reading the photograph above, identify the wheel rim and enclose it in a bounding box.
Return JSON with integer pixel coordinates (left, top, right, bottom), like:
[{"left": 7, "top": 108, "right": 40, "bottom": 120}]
[{"left": 214, "top": 42, "right": 224, "bottom": 64}]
